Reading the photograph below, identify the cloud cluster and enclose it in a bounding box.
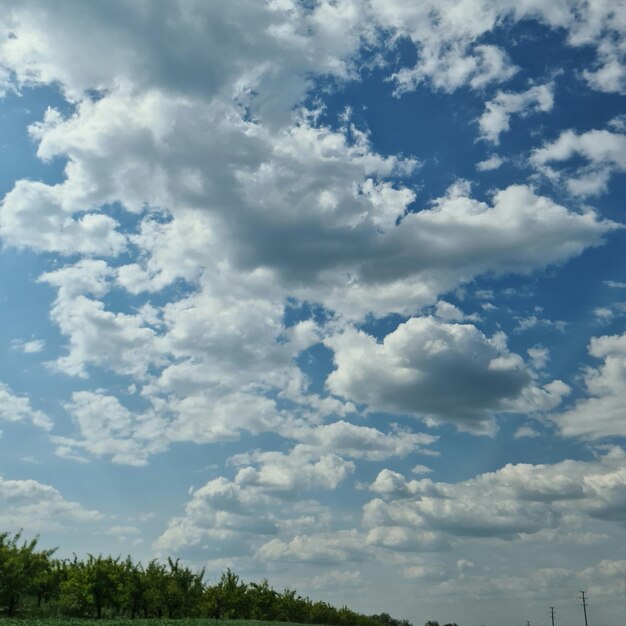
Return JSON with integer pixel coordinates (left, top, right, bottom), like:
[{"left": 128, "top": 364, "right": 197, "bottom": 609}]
[
  {"left": 155, "top": 447, "right": 626, "bottom": 573},
  {"left": 532, "top": 127, "right": 626, "bottom": 197},
  {"left": 369, "top": 0, "right": 626, "bottom": 94},
  {"left": 326, "top": 316, "right": 569, "bottom": 433},
  {"left": 364, "top": 447, "right": 626, "bottom": 544},
  {"left": 2, "top": 59, "right": 609, "bottom": 463}
]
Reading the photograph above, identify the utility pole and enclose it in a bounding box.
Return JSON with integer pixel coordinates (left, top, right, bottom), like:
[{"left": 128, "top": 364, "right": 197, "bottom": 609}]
[
  {"left": 580, "top": 590, "right": 589, "bottom": 626},
  {"left": 549, "top": 607, "right": 555, "bottom": 626}
]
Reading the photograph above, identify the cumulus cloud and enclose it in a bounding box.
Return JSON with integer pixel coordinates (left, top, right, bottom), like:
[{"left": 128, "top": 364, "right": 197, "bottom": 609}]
[
  {"left": 0, "top": 382, "right": 52, "bottom": 430},
  {"left": 156, "top": 441, "right": 368, "bottom": 555},
  {"left": 479, "top": 83, "right": 554, "bottom": 144},
  {"left": 0, "top": 0, "right": 366, "bottom": 121},
  {"left": 6, "top": 0, "right": 616, "bottom": 106},
  {"left": 10, "top": 338, "right": 45, "bottom": 354},
  {"left": 554, "top": 331, "right": 626, "bottom": 439},
  {"left": 284, "top": 421, "right": 437, "bottom": 461},
  {"left": 514, "top": 425, "right": 541, "bottom": 439},
  {"left": 363, "top": 448, "right": 626, "bottom": 542},
  {"left": 326, "top": 316, "right": 568, "bottom": 433},
  {"left": 531, "top": 128, "right": 626, "bottom": 197},
  {"left": 38, "top": 261, "right": 160, "bottom": 378},
  {"left": 527, "top": 346, "right": 549, "bottom": 369},
  {"left": 231, "top": 446, "right": 355, "bottom": 494},
  {"left": 593, "top": 301, "right": 626, "bottom": 323},
  {"left": 256, "top": 530, "right": 372, "bottom": 564},
  {"left": 0, "top": 475, "right": 102, "bottom": 531},
  {"left": 0, "top": 179, "right": 126, "bottom": 256},
  {"left": 369, "top": 0, "right": 626, "bottom": 95},
  {"left": 21, "top": 94, "right": 610, "bottom": 462},
  {"left": 53, "top": 391, "right": 168, "bottom": 466},
  {"left": 309, "top": 569, "right": 363, "bottom": 590},
  {"left": 154, "top": 477, "right": 281, "bottom": 555},
  {"left": 476, "top": 155, "right": 504, "bottom": 171}
]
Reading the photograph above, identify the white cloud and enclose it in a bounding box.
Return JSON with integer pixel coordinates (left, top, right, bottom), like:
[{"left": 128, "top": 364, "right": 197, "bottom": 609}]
[
  {"left": 10, "top": 338, "right": 45, "bottom": 354},
  {"left": 257, "top": 530, "right": 371, "bottom": 564},
  {"left": 53, "top": 391, "right": 168, "bottom": 466},
  {"left": 0, "top": 179, "right": 126, "bottom": 256},
  {"left": 583, "top": 38, "right": 626, "bottom": 95},
  {"left": 531, "top": 128, "right": 626, "bottom": 197},
  {"left": 0, "top": 474, "right": 102, "bottom": 531},
  {"left": 161, "top": 391, "right": 284, "bottom": 446},
  {"left": 284, "top": 420, "right": 437, "bottom": 461},
  {"left": 479, "top": 83, "right": 554, "bottom": 144},
  {"left": 604, "top": 280, "right": 626, "bottom": 288},
  {"left": 513, "top": 315, "right": 567, "bottom": 334},
  {"left": 310, "top": 569, "right": 363, "bottom": 590},
  {"left": 514, "top": 425, "right": 541, "bottom": 439},
  {"left": 433, "top": 300, "right": 480, "bottom": 323},
  {"left": 365, "top": 525, "right": 449, "bottom": 552},
  {"left": 0, "top": 0, "right": 366, "bottom": 122},
  {"left": 0, "top": 5, "right": 614, "bottom": 322},
  {"left": 363, "top": 448, "right": 626, "bottom": 542},
  {"left": 231, "top": 445, "right": 355, "bottom": 494},
  {"left": 476, "top": 155, "right": 504, "bottom": 171},
  {"left": 0, "top": 382, "right": 52, "bottom": 430},
  {"left": 369, "top": 0, "right": 626, "bottom": 95},
  {"left": 17, "top": 92, "right": 610, "bottom": 464},
  {"left": 326, "top": 316, "right": 567, "bottom": 433},
  {"left": 38, "top": 260, "right": 161, "bottom": 378},
  {"left": 593, "top": 301, "right": 626, "bottom": 323},
  {"left": 154, "top": 476, "right": 281, "bottom": 555},
  {"left": 554, "top": 331, "right": 626, "bottom": 439},
  {"left": 527, "top": 346, "right": 549, "bottom": 369}
]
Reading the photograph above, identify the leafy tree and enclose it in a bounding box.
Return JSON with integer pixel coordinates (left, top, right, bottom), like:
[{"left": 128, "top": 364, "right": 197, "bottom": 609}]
[
  {"left": 120, "top": 556, "right": 147, "bottom": 619},
  {"left": 161, "top": 557, "right": 204, "bottom": 618},
  {"left": 211, "top": 568, "right": 250, "bottom": 618},
  {"left": 144, "top": 559, "right": 168, "bottom": 618},
  {"left": 247, "top": 578, "right": 279, "bottom": 620},
  {"left": 0, "top": 531, "right": 56, "bottom": 616}
]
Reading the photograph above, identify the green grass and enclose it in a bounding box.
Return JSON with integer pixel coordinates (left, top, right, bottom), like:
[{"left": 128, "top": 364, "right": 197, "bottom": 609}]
[{"left": 0, "top": 617, "right": 319, "bottom": 626}]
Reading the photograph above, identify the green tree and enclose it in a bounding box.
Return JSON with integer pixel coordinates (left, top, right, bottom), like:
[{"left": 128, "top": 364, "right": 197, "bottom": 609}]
[
  {"left": 161, "top": 557, "right": 204, "bottom": 618},
  {"left": 0, "top": 531, "right": 56, "bottom": 616},
  {"left": 210, "top": 568, "right": 249, "bottom": 618},
  {"left": 120, "top": 556, "right": 147, "bottom": 619}
]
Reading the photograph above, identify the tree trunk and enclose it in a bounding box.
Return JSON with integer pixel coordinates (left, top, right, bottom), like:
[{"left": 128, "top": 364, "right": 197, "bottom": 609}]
[{"left": 7, "top": 595, "right": 18, "bottom": 617}]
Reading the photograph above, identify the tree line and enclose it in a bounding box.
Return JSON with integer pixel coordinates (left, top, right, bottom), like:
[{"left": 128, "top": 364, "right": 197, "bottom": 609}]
[{"left": 0, "top": 531, "right": 414, "bottom": 626}]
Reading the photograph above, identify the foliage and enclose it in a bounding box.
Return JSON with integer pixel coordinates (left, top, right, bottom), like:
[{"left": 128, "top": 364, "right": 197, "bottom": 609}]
[
  {"left": 0, "top": 532, "right": 57, "bottom": 617},
  {"left": 0, "top": 532, "right": 413, "bottom": 626}
]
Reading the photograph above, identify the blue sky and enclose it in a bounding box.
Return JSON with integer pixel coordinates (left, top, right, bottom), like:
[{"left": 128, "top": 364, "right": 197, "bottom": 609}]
[{"left": 1, "top": 2, "right": 626, "bottom": 625}]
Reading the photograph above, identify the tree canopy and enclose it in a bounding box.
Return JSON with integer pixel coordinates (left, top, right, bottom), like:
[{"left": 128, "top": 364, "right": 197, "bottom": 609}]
[{"left": 0, "top": 531, "right": 413, "bottom": 626}]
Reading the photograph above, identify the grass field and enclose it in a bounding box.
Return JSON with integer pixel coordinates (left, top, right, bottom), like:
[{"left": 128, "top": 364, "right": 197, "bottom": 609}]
[{"left": 0, "top": 617, "right": 319, "bottom": 626}]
